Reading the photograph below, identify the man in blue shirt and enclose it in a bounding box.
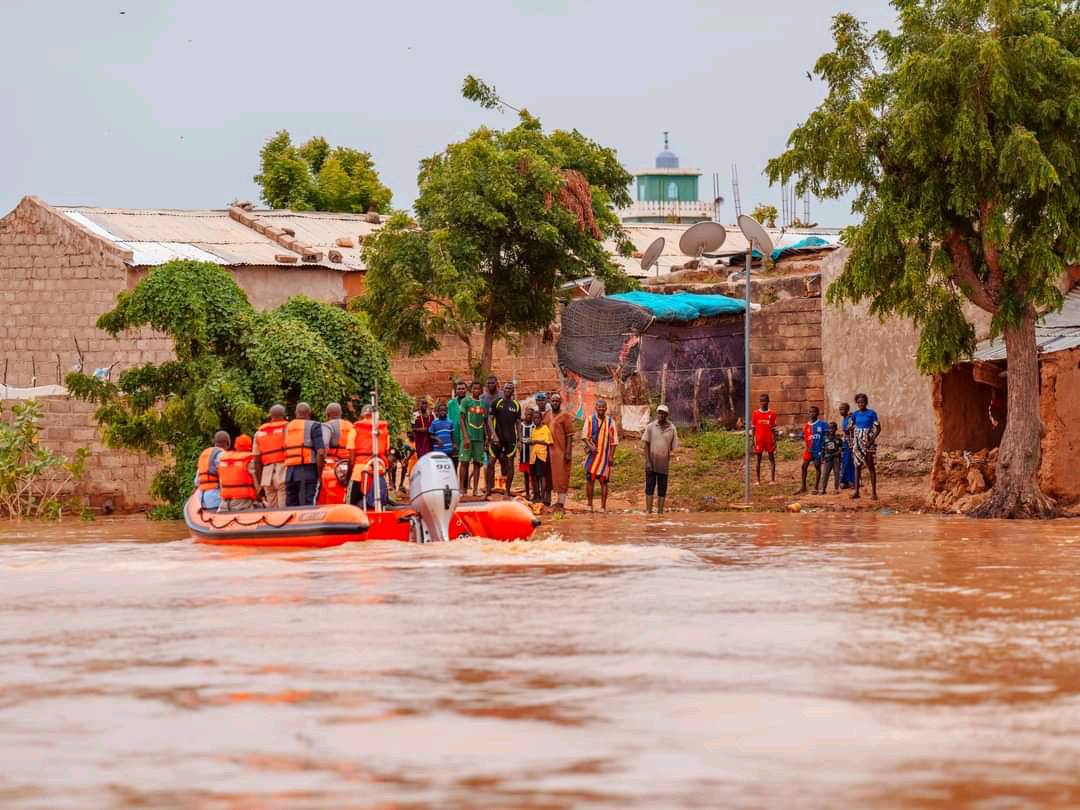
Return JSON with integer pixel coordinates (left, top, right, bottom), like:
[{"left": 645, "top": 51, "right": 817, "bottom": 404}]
[{"left": 430, "top": 403, "right": 455, "bottom": 456}]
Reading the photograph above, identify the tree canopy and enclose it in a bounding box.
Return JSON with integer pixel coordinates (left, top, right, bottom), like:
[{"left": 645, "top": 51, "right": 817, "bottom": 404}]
[
  {"left": 254, "top": 131, "right": 393, "bottom": 214},
  {"left": 767, "top": 0, "right": 1080, "bottom": 517},
  {"left": 67, "top": 260, "right": 409, "bottom": 517},
  {"left": 358, "top": 81, "right": 636, "bottom": 373}
]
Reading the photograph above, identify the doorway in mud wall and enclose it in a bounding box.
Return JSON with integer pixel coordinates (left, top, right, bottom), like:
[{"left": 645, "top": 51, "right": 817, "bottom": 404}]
[{"left": 937, "top": 361, "right": 1007, "bottom": 456}]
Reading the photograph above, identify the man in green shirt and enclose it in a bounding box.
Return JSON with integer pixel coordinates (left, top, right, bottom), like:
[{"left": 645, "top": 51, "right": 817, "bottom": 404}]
[
  {"left": 446, "top": 379, "right": 468, "bottom": 472},
  {"left": 459, "top": 380, "right": 488, "bottom": 496}
]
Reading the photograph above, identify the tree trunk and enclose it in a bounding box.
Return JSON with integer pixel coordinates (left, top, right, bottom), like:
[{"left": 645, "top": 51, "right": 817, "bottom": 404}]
[
  {"left": 969, "top": 311, "right": 1057, "bottom": 519},
  {"left": 479, "top": 320, "right": 497, "bottom": 378}
]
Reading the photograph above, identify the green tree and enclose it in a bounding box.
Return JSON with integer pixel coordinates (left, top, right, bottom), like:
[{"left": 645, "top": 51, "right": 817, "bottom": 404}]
[
  {"left": 358, "top": 78, "right": 635, "bottom": 374},
  {"left": 254, "top": 131, "right": 393, "bottom": 214},
  {"left": 767, "top": 0, "right": 1080, "bottom": 518},
  {"left": 66, "top": 260, "right": 409, "bottom": 518},
  {"left": 751, "top": 204, "right": 779, "bottom": 228}
]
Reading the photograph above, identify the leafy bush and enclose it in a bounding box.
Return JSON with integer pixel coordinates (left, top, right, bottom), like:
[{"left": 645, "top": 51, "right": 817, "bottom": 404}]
[
  {"left": 66, "top": 260, "right": 409, "bottom": 518},
  {"left": 0, "top": 400, "right": 89, "bottom": 519}
]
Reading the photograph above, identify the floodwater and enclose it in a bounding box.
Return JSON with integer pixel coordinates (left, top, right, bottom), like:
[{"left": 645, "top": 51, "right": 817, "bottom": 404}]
[{"left": 2, "top": 514, "right": 1080, "bottom": 809}]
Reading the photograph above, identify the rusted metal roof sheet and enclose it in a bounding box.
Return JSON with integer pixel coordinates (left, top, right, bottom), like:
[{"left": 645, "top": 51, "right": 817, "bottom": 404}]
[
  {"left": 57, "top": 206, "right": 373, "bottom": 271},
  {"left": 972, "top": 289, "right": 1080, "bottom": 362}
]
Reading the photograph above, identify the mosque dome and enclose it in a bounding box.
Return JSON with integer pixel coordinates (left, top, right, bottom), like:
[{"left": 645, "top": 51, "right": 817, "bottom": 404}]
[{"left": 655, "top": 149, "right": 679, "bottom": 169}]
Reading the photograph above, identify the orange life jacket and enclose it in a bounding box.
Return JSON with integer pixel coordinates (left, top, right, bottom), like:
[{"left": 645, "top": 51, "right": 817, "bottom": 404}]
[
  {"left": 255, "top": 419, "right": 288, "bottom": 465},
  {"left": 217, "top": 450, "right": 257, "bottom": 501},
  {"left": 284, "top": 419, "right": 317, "bottom": 466},
  {"left": 324, "top": 418, "right": 354, "bottom": 461},
  {"left": 349, "top": 418, "right": 390, "bottom": 483},
  {"left": 318, "top": 461, "right": 348, "bottom": 505},
  {"left": 196, "top": 447, "right": 220, "bottom": 492}
]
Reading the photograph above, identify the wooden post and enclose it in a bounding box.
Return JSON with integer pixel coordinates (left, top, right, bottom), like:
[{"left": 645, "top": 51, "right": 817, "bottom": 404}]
[
  {"left": 693, "top": 368, "right": 704, "bottom": 427},
  {"left": 660, "top": 362, "right": 668, "bottom": 407}
]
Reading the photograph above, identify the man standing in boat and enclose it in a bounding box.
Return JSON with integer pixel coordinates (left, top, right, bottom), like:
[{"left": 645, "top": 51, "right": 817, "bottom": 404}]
[
  {"left": 252, "top": 404, "right": 288, "bottom": 508},
  {"left": 284, "top": 402, "right": 325, "bottom": 507}
]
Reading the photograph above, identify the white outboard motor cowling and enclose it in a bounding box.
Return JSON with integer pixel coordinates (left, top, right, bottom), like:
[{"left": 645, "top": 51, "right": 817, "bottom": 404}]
[{"left": 408, "top": 452, "right": 461, "bottom": 543}]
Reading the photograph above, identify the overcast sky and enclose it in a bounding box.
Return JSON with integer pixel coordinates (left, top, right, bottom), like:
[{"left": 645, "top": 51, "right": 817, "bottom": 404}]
[{"left": 1, "top": 0, "right": 897, "bottom": 226}]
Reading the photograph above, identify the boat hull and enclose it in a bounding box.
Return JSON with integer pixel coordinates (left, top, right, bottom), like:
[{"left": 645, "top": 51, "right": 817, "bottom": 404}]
[
  {"left": 185, "top": 494, "right": 368, "bottom": 548},
  {"left": 186, "top": 495, "right": 540, "bottom": 547}
]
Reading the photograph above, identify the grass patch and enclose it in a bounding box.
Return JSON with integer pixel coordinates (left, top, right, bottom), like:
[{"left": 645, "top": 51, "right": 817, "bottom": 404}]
[{"left": 566, "top": 424, "right": 803, "bottom": 510}]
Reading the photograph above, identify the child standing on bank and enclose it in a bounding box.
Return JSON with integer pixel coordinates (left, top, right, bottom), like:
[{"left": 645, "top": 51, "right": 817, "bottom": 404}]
[
  {"left": 816, "top": 422, "right": 844, "bottom": 494},
  {"left": 528, "top": 409, "right": 553, "bottom": 504},
  {"left": 751, "top": 393, "right": 778, "bottom": 484},
  {"left": 796, "top": 405, "right": 829, "bottom": 495}
]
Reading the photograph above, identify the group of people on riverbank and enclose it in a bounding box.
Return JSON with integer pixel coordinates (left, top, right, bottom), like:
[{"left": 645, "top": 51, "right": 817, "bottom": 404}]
[
  {"left": 195, "top": 378, "right": 875, "bottom": 514},
  {"left": 192, "top": 373, "right": 674, "bottom": 515},
  {"left": 752, "top": 392, "right": 883, "bottom": 500}
]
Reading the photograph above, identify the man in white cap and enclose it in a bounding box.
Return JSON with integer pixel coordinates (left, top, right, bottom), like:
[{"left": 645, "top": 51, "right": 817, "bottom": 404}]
[{"left": 642, "top": 403, "right": 678, "bottom": 514}]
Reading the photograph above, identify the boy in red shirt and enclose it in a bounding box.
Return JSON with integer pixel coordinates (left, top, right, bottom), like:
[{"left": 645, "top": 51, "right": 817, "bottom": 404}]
[{"left": 751, "top": 393, "right": 778, "bottom": 484}]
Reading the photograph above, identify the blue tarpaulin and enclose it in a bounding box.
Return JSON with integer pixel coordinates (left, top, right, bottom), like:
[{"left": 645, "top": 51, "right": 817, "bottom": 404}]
[
  {"left": 769, "top": 235, "right": 831, "bottom": 262},
  {"left": 609, "top": 291, "right": 746, "bottom": 322}
]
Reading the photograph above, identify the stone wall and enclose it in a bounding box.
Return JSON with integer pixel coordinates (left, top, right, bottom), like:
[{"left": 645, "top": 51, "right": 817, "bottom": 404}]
[
  {"left": 819, "top": 248, "right": 935, "bottom": 448},
  {"left": 749, "top": 296, "right": 824, "bottom": 427}
]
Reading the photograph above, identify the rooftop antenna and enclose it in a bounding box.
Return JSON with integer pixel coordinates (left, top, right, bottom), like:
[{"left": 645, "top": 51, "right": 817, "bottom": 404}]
[
  {"left": 731, "top": 164, "right": 743, "bottom": 217},
  {"left": 663, "top": 130, "right": 670, "bottom": 150},
  {"left": 712, "top": 173, "right": 724, "bottom": 223},
  {"left": 736, "top": 214, "right": 775, "bottom": 508},
  {"left": 678, "top": 221, "right": 726, "bottom": 261},
  {"left": 803, "top": 190, "right": 811, "bottom": 226},
  {"left": 640, "top": 236, "right": 665, "bottom": 278}
]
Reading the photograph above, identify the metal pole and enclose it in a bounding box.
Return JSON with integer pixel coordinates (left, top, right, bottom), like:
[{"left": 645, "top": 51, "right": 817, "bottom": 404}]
[{"left": 744, "top": 244, "right": 752, "bottom": 504}]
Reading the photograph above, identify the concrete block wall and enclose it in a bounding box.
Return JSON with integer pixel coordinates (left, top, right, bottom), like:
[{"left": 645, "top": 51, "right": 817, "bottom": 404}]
[
  {"left": 749, "top": 296, "right": 825, "bottom": 427},
  {"left": 1, "top": 395, "right": 160, "bottom": 512},
  {"left": 391, "top": 331, "right": 561, "bottom": 401}
]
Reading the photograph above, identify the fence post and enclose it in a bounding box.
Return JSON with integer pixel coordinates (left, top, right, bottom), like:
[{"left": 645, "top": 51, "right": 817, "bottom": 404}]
[{"left": 693, "top": 368, "right": 704, "bottom": 427}]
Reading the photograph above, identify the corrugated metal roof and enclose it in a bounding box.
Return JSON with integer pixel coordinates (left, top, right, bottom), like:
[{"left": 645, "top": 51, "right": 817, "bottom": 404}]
[
  {"left": 57, "top": 206, "right": 375, "bottom": 271},
  {"left": 972, "top": 289, "right": 1080, "bottom": 361}
]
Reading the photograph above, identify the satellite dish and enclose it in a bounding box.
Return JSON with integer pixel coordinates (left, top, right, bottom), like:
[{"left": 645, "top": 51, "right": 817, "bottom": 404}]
[
  {"left": 679, "top": 221, "right": 727, "bottom": 258},
  {"left": 737, "top": 214, "right": 775, "bottom": 256},
  {"left": 640, "top": 237, "right": 665, "bottom": 274},
  {"left": 587, "top": 278, "right": 605, "bottom": 297}
]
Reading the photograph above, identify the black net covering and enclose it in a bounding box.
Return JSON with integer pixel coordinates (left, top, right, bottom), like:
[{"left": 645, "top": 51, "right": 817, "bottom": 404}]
[{"left": 556, "top": 298, "right": 654, "bottom": 382}]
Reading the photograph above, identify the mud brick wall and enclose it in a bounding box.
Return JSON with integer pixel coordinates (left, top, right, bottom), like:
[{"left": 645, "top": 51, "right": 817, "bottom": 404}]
[
  {"left": 749, "top": 296, "right": 824, "bottom": 427},
  {"left": 1038, "top": 347, "right": 1080, "bottom": 503},
  {"left": 391, "top": 331, "right": 561, "bottom": 401}
]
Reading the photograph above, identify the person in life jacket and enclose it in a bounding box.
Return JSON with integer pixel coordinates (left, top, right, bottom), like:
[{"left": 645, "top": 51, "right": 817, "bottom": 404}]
[
  {"left": 253, "top": 404, "right": 288, "bottom": 509},
  {"left": 323, "top": 402, "right": 354, "bottom": 462},
  {"left": 194, "top": 431, "right": 231, "bottom": 510},
  {"left": 346, "top": 405, "right": 390, "bottom": 508},
  {"left": 284, "top": 402, "right": 325, "bottom": 507},
  {"left": 217, "top": 434, "right": 258, "bottom": 512}
]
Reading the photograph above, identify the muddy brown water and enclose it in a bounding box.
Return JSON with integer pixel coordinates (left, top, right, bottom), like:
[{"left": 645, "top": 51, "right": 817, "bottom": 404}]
[{"left": 1, "top": 513, "right": 1079, "bottom": 808}]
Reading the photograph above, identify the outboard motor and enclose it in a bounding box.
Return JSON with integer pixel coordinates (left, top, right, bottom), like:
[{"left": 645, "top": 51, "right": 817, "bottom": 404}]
[{"left": 408, "top": 452, "right": 460, "bottom": 543}]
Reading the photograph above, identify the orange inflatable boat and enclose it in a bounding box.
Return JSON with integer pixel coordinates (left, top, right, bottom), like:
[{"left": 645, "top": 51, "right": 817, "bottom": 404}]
[
  {"left": 184, "top": 493, "right": 369, "bottom": 548},
  {"left": 187, "top": 452, "right": 540, "bottom": 547}
]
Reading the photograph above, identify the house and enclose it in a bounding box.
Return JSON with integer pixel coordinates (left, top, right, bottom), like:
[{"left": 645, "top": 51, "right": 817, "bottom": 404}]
[{"left": 928, "top": 290, "right": 1080, "bottom": 510}]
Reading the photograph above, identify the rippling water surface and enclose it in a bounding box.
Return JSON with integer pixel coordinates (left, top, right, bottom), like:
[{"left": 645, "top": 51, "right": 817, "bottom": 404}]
[{"left": 2, "top": 513, "right": 1080, "bottom": 808}]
